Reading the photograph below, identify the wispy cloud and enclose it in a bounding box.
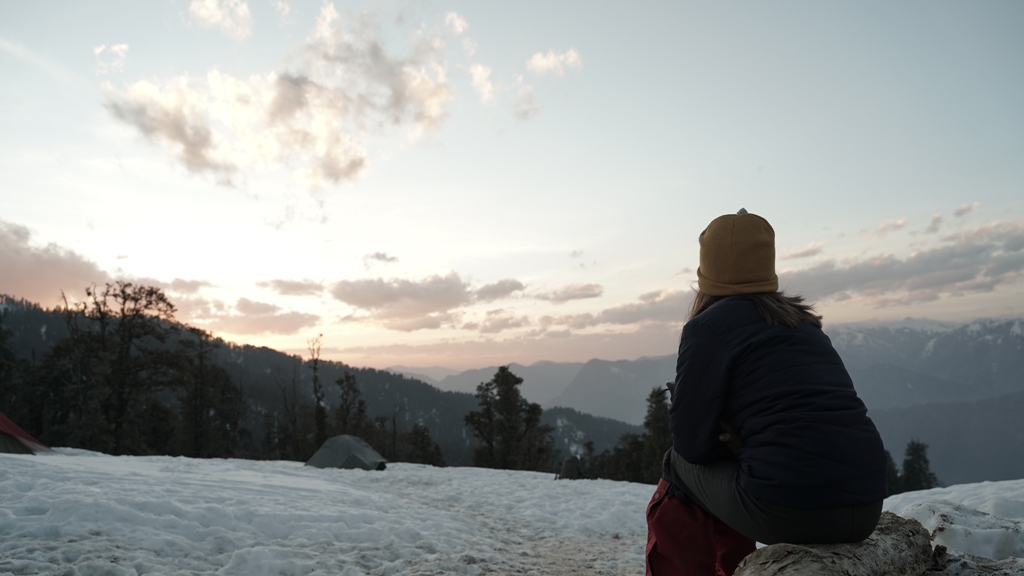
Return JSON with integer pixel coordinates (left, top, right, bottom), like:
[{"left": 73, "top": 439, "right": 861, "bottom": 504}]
[
  {"left": 862, "top": 218, "right": 908, "bottom": 239},
  {"left": 476, "top": 309, "right": 530, "bottom": 334},
  {"left": 363, "top": 252, "right": 398, "bottom": 269},
  {"left": 0, "top": 36, "right": 80, "bottom": 84},
  {"left": 535, "top": 283, "right": 603, "bottom": 303},
  {"left": 331, "top": 272, "right": 471, "bottom": 331},
  {"left": 468, "top": 64, "right": 494, "bottom": 104},
  {"left": 257, "top": 279, "right": 323, "bottom": 296},
  {"left": 513, "top": 75, "right": 540, "bottom": 121},
  {"left": 475, "top": 279, "right": 525, "bottom": 302},
  {"left": 926, "top": 213, "right": 943, "bottom": 234},
  {"left": 526, "top": 49, "right": 582, "bottom": 77},
  {"left": 206, "top": 297, "right": 320, "bottom": 334},
  {"left": 955, "top": 202, "right": 980, "bottom": 217},
  {"left": 329, "top": 272, "right": 526, "bottom": 331},
  {"left": 105, "top": 4, "right": 452, "bottom": 187},
  {"left": 444, "top": 12, "right": 468, "bottom": 34},
  {"left": 778, "top": 241, "right": 824, "bottom": 261},
  {"left": 189, "top": 0, "right": 253, "bottom": 41},
  {"left": 781, "top": 220, "right": 1024, "bottom": 307},
  {"left": 94, "top": 44, "right": 128, "bottom": 75},
  {"left": 271, "top": 0, "right": 290, "bottom": 20},
  {"left": 0, "top": 220, "right": 110, "bottom": 304}
]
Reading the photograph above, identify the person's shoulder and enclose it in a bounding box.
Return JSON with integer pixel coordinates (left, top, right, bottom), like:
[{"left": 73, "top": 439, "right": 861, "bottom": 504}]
[
  {"left": 697, "top": 296, "right": 759, "bottom": 325},
  {"left": 683, "top": 296, "right": 756, "bottom": 337}
]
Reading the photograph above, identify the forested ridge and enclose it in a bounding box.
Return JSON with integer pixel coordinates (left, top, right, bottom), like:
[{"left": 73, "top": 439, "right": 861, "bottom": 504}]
[{"left": 0, "top": 285, "right": 642, "bottom": 470}]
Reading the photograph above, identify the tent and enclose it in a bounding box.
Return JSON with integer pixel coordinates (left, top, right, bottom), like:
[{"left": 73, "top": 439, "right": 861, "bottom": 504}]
[
  {"left": 0, "top": 411, "right": 50, "bottom": 454},
  {"left": 306, "top": 435, "right": 387, "bottom": 471}
]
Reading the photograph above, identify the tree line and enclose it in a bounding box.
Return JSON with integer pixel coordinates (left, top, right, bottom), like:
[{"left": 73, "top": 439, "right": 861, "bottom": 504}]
[
  {"left": 0, "top": 282, "right": 444, "bottom": 466},
  {"left": 0, "top": 282, "right": 943, "bottom": 488}
]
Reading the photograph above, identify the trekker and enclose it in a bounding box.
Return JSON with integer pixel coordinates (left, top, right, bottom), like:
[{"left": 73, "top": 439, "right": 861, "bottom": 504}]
[{"left": 646, "top": 210, "right": 888, "bottom": 576}]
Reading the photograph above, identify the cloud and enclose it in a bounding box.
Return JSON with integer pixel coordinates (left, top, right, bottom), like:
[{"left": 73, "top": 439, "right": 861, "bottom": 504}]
[
  {"left": 462, "top": 38, "right": 478, "bottom": 57},
  {"left": 328, "top": 272, "right": 526, "bottom": 331},
  {"left": 169, "top": 278, "right": 212, "bottom": 294},
  {"left": 570, "top": 250, "right": 583, "bottom": 258},
  {"left": 862, "top": 218, "right": 907, "bottom": 238},
  {"left": 526, "top": 49, "right": 582, "bottom": 77},
  {"left": 0, "top": 36, "right": 80, "bottom": 84},
  {"left": 104, "top": 77, "right": 237, "bottom": 184},
  {"left": 535, "top": 283, "right": 603, "bottom": 303},
  {"left": 593, "top": 289, "right": 692, "bottom": 326},
  {"left": 206, "top": 297, "right": 319, "bottom": 334},
  {"left": 780, "top": 220, "right": 1024, "bottom": 307},
  {"left": 363, "top": 252, "right": 398, "bottom": 269},
  {"left": 331, "top": 271, "right": 472, "bottom": 321},
  {"left": 513, "top": 75, "right": 540, "bottom": 121},
  {"left": 955, "top": 202, "right": 980, "bottom": 217},
  {"left": 778, "top": 241, "right": 824, "bottom": 261},
  {"left": 271, "top": 0, "right": 290, "bottom": 19},
  {"left": 468, "top": 64, "right": 494, "bottom": 104},
  {"left": 477, "top": 309, "right": 530, "bottom": 334},
  {"left": 189, "top": 0, "right": 253, "bottom": 41},
  {"left": 105, "top": 4, "right": 452, "bottom": 187},
  {"left": 475, "top": 279, "right": 525, "bottom": 302},
  {"left": 0, "top": 220, "right": 111, "bottom": 304},
  {"left": 94, "top": 44, "right": 128, "bottom": 75},
  {"left": 257, "top": 279, "right": 323, "bottom": 296},
  {"left": 444, "top": 12, "right": 468, "bottom": 34},
  {"left": 926, "top": 213, "right": 943, "bottom": 234}
]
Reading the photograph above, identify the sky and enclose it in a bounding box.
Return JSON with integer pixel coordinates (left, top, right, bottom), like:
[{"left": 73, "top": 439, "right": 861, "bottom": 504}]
[{"left": 1, "top": 0, "right": 1023, "bottom": 370}]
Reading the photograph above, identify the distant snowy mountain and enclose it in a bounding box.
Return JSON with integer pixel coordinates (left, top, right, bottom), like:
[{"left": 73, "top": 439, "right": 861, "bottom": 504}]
[
  {"left": 826, "top": 317, "right": 1024, "bottom": 400},
  {"left": 536, "top": 318, "right": 1024, "bottom": 425}
]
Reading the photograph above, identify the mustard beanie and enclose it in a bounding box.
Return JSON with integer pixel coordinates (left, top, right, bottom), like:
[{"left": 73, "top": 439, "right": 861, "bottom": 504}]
[{"left": 696, "top": 208, "right": 779, "bottom": 296}]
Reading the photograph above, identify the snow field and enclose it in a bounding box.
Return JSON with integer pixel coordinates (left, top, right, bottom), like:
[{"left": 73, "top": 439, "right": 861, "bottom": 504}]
[
  {"left": 884, "top": 479, "right": 1024, "bottom": 562},
  {"left": 5, "top": 449, "right": 1024, "bottom": 575},
  {"left": 0, "top": 450, "right": 651, "bottom": 575}
]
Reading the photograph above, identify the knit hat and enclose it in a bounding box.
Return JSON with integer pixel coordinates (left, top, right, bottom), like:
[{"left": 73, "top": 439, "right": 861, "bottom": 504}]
[{"left": 696, "top": 208, "right": 779, "bottom": 296}]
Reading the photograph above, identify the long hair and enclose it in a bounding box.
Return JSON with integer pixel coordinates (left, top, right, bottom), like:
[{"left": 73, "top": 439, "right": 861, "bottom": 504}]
[{"left": 688, "top": 290, "right": 823, "bottom": 329}]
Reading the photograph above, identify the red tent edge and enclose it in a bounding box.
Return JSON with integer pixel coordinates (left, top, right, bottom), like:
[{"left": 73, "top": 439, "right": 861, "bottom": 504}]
[{"left": 0, "top": 411, "right": 52, "bottom": 453}]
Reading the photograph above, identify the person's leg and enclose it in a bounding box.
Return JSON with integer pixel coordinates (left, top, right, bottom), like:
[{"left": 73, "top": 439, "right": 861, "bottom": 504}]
[
  {"left": 711, "top": 514, "right": 756, "bottom": 576},
  {"left": 669, "top": 449, "right": 884, "bottom": 545},
  {"left": 646, "top": 478, "right": 717, "bottom": 576}
]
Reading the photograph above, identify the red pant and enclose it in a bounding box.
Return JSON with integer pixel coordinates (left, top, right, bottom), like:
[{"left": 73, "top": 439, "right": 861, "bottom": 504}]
[{"left": 646, "top": 479, "right": 756, "bottom": 576}]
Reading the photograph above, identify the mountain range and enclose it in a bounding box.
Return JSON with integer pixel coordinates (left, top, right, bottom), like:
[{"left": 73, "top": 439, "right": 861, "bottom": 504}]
[{"left": 392, "top": 317, "right": 1024, "bottom": 484}]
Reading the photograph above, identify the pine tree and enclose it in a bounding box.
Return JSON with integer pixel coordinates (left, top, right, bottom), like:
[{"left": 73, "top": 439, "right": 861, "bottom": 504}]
[
  {"left": 885, "top": 449, "right": 902, "bottom": 496},
  {"left": 399, "top": 423, "right": 446, "bottom": 467},
  {"left": 641, "top": 387, "right": 672, "bottom": 484},
  {"left": 464, "top": 377, "right": 497, "bottom": 467},
  {"left": 177, "top": 328, "right": 243, "bottom": 458},
  {"left": 307, "top": 334, "right": 328, "bottom": 449},
  {"left": 900, "top": 440, "right": 939, "bottom": 491},
  {"left": 334, "top": 371, "right": 368, "bottom": 436},
  {"left": 464, "top": 366, "right": 555, "bottom": 471}
]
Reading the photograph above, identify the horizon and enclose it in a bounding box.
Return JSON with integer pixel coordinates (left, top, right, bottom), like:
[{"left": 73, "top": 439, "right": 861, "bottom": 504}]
[{"left": 2, "top": 1, "right": 1022, "bottom": 370}]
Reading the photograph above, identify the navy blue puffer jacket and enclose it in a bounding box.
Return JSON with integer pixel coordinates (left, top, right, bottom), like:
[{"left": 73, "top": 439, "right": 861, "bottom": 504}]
[{"left": 669, "top": 296, "right": 887, "bottom": 509}]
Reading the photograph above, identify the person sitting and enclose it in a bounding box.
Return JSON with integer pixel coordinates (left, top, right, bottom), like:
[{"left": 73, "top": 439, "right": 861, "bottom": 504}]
[{"left": 645, "top": 210, "right": 887, "bottom": 576}]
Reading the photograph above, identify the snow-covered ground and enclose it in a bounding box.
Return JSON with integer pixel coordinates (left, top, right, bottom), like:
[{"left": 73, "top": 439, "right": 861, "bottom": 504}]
[
  {"left": 3, "top": 450, "right": 1024, "bottom": 575},
  {"left": 1, "top": 450, "right": 649, "bottom": 575}
]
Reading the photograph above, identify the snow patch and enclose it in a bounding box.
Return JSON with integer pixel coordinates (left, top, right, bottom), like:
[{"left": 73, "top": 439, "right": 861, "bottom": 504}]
[{"left": 885, "top": 478, "right": 1024, "bottom": 561}]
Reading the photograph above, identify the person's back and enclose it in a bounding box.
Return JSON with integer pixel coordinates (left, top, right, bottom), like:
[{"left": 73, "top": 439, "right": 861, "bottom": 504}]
[{"left": 672, "top": 296, "right": 887, "bottom": 509}]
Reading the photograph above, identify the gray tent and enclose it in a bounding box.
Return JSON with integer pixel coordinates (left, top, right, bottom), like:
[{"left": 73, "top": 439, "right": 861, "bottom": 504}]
[{"left": 306, "top": 435, "right": 387, "bottom": 471}]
